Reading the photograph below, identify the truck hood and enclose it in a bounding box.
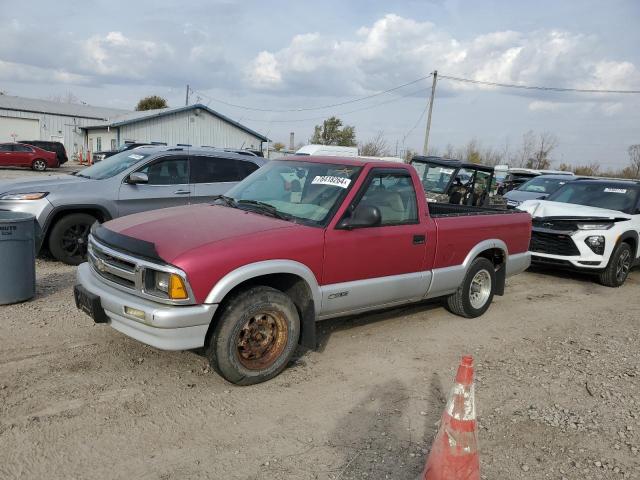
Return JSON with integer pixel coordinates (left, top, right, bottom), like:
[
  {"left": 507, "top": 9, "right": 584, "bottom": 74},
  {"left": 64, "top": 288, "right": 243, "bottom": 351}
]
[
  {"left": 0, "top": 174, "right": 89, "bottom": 195},
  {"left": 518, "top": 200, "right": 632, "bottom": 220},
  {"left": 99, "top": 203, "right": 300, "bottom": 263}
]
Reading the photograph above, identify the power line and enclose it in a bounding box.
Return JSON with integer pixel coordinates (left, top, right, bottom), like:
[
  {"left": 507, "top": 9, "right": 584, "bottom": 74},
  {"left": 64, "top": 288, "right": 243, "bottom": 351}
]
[
  {"left": 439, "top": 74, "right": 640, "bottom": 94},
  {"left": 236, "top": 86, "right": 430, "bottom": 124},
  {"left": 190, "top": 73, "right": 432, "bottom": 113}
]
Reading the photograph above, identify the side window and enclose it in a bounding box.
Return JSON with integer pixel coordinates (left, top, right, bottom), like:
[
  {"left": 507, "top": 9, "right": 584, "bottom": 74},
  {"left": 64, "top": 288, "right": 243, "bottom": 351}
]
[
  {"left": 237, "top": 160, "right": 259, "bottom": 179},
  {"left": 137, "top": 157, "right": 189, "bottom": 185},
  {"left": 190, "top": 156, "right": 242, "bottom": 183},
  {"left": 14, "top": 144, "right": 33, "bottom": 152},
  {"left": 355, "top": 173, "right": 418, "bottom": 226},
  {"left": 0, "top": 144, "right": 13, "bottom": 152}
]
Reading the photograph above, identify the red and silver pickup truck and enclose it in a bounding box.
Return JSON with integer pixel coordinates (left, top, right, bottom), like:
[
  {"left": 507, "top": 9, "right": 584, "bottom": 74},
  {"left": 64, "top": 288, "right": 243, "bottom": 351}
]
[{"left": 74, "top": 156, "right": 531, "bottom": 384}]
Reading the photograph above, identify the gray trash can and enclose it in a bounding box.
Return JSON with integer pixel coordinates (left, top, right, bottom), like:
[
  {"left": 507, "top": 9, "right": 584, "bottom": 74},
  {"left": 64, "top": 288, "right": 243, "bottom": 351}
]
[{"left": 0, "top": 211, "right": 36, "bottom": 304}]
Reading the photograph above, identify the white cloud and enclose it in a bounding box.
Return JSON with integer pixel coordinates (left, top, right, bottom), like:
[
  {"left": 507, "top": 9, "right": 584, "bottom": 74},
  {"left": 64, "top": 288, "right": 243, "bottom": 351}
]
[
  {"left": 82, "top": 31, "right": 175, "bottom": 79},
  {"left": 0, "top": 59, "right": 90, "bottom": 84},
  {"left": 244, "top": 14, "right": 640, "bottom": 99}
]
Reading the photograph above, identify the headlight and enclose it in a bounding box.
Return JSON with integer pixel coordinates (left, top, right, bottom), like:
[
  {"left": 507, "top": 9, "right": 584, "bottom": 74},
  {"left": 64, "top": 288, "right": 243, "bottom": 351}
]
[
  {"left": 585, "top": 236, "right": 605, "bottom": 255},
  {"left": 577, "top": 223, "right": 614, "bottom": 230},
  {"left": 144, "top": 269, "right": 189, "bottom": 300},
  {"left": 0, "top": 192, "right": 48, "bottom": 201}
]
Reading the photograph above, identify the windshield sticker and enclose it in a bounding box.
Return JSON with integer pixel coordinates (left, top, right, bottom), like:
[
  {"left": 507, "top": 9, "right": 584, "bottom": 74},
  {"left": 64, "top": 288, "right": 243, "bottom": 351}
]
[
  {"left": 312, "top": 175, "right": 351, "bottom": 188},
  {"left": 439, "top": 168, "right": 454, "bottom": 174},
  {"left": 128, "top": 154, "right": 144, "bottom": 160},
  {"left": 604, "top": 188, "right": 627, "bottom": 193}
]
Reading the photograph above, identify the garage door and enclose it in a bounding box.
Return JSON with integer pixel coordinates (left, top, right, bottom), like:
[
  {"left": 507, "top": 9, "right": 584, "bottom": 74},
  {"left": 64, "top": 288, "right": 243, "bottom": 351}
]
[{"left": 0, "top": 116, "right": 40, "bottom": 143}]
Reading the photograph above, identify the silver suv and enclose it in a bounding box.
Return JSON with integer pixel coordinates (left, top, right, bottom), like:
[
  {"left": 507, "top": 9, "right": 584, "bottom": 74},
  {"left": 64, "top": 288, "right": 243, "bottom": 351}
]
[{"left": 0, "top": 146, "right": 265, "bottom": 264}]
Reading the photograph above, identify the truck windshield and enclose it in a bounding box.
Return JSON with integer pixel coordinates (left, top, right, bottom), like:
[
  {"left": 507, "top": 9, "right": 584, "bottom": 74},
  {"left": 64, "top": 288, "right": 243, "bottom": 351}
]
[
  {"left": 517, "top": 176, "right": 571, "bottom": 194},
  {"left": 410, "top": 161, "right": 456, "bottom": 193},
  {"left": 77, "top": 150, "right": 152, "bottom": 180},
  {"left": 225, "top": 160, "right": 361, "bottom": 226},
  {"left": 547, "top": 182, "right": 640, "bottom": 214}
]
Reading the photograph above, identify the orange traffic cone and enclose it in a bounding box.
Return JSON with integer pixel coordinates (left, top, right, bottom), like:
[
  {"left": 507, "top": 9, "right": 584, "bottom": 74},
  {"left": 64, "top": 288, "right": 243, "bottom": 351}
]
[
  {"left": 78, "top": 150, "right": 84, "bottom": 165},
  {"left": 421, "top": 355, "right": 480, "bottom": 480},
  {"left": 87, "top": 150, "right": 92, "bottom": 165}
]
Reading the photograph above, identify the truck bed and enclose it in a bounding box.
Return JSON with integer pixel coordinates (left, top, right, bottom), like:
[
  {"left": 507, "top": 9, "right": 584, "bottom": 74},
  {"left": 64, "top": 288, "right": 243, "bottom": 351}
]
[{"left": 428, "top": 202, "right": 520, "bottom": 217}]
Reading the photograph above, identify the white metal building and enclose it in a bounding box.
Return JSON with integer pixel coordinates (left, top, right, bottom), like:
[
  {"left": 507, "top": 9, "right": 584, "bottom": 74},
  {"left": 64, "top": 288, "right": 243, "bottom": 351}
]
[
  {"left": 0, "top": 94, "right": 127, "bottom": 156},
  {"left": 0, "top": 95, "right": 268, "bottom": 156},
  {"left": 83, "top": 104, "right": 268, "bottom": 153}
]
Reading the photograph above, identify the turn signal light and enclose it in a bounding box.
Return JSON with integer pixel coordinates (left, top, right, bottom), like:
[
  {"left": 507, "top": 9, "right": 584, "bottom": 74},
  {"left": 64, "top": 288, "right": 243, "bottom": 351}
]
[{"left": 169, "top": 274, "right": 188, "bottom": 300}]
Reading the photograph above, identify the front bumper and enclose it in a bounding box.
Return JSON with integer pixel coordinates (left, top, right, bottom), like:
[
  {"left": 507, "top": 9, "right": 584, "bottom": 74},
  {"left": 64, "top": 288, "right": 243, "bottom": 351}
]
[
  {"left": 530, "top": 228, "right": 612, "bottom": 270},
  {"left": 77, "top": 263, "right": 217, "bottom": 350}
]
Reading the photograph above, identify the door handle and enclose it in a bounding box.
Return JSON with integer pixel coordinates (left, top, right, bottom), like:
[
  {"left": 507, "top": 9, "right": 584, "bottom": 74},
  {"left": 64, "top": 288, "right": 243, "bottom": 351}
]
[
  {"left": 173, "top": 190, "right": 190, "bottom": 195},
  {"left": 413, "top": 234, "right": 426, "bottom": 245}
]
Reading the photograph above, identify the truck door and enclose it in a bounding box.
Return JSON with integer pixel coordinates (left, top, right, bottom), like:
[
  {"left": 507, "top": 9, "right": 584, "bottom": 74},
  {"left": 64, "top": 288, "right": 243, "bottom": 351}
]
[
  {"left": 117, "top": 155, "right": 192, "bottom": 216},
  {"left": 321, "top": 168, "right": 436, "bottom": 316}
]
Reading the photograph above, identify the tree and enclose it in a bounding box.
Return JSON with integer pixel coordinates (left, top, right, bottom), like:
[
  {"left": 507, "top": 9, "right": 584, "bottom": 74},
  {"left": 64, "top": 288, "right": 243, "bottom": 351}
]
[
  {"left": 558, "top": 163, "right": 572, "bottom": 172},
  {"left": 310, "top": 116, "right": 356, "bottom": 146},
  {"left": 627, "top": 144, "right": 640, "bottom": 178},
  {"left": 135, "top": 95, "right": 168, "bottom": 111},
  {"left": 574, "top": 162, "right": 601, "bottom": 176},
  {"left": 273, "top": 142, "right": 286, "bottom": 151},
  {"left": 359, "top": 131, "right": 389, "bottom": 156}
]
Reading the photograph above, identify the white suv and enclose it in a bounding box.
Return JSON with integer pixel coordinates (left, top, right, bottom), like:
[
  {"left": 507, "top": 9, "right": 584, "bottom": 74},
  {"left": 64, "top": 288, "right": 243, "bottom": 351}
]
[{"left": 518, "top": 179, "right": 640, "bottom": 287}]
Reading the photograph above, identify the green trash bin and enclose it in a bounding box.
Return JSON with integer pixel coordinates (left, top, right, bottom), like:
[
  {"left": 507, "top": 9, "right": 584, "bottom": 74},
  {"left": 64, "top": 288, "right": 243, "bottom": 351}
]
[{"left": 0, "top": 211, "right": 36, "bottom": 304}]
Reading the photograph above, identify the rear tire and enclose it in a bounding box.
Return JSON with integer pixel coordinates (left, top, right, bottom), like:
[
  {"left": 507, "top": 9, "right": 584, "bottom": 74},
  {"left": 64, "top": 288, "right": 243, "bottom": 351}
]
[
  {"left": 32, "top": 159, "right": 47, "bottom": 171},
  {"left": 446, "top": 257, "right": 496, "bottom": 318},
  {"left": 207, "top": 286, "right": 300, "bottom": 386},
  {"left": 48, "top": 213, "right": 97, "bottom": 265},
  {"left": 598, "top": 242, "right": 632, "bottom": 287}
]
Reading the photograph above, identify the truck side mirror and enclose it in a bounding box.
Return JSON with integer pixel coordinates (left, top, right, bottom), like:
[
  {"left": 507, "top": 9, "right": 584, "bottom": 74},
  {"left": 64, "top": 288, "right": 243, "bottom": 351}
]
[
  {"left": 338, "top": 205, "right": 382, "bottom": 230},
  {"left": 128, "top": 172, "right": 148, "bottom": 184}
]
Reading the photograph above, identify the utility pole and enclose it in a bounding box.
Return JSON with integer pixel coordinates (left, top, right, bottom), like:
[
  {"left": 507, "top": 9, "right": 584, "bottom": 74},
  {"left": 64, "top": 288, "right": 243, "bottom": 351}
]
[
  {"left": 185, "top": 84, "right": 190, "bottom": 106},
  {"left": 422, "top": 70, "right": 438, "bottom": 155}
]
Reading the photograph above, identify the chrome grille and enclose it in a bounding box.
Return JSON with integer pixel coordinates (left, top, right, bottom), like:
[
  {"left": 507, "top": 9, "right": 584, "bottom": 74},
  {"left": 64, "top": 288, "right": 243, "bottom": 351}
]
[{"left": 88, "top": 238, "right": 140, "bottom": 290}]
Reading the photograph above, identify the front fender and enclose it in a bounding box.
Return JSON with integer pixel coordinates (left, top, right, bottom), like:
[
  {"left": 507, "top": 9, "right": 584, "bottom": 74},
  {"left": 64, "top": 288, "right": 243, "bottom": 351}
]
[{"left": 204, "top": 259, "right": 322, "bottom": 314}]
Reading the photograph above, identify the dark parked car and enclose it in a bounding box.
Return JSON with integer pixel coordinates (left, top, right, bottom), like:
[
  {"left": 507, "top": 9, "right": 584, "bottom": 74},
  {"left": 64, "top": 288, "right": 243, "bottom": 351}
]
[
  {"left": 504, "top": 174, "right": 578, "bottom": 208},
  {"left": 93, "top": 142, "right": 164, "bottom": 162},
  {"left": 0, "top": 142, "right": 59, "bottom": 171},
  {"left": 21, "top": 140, "right": 68, "bottom": 164}
]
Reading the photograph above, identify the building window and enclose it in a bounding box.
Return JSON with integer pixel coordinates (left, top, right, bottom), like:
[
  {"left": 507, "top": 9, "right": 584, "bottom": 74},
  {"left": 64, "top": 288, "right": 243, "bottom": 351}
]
[
  {"left": 111, "top": 139, "right": 117, "bottom": 150},
  {"left": 96, "top": 137, "right": 102, "bottom": 152}
]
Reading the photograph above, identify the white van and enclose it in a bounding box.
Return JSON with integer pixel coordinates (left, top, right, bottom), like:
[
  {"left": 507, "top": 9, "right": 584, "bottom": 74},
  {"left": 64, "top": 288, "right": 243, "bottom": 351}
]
[{"left": 295, "top": 144, "right": 359, "bottom": 157}]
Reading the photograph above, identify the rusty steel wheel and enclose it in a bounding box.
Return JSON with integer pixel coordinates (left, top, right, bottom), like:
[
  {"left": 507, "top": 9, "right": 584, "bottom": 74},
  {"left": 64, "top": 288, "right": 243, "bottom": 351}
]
[
  {"left": 236, "top": 310, "right": 289, "bottom": 370},
  {"left": 207, "top": 285, "right": 301, "bottom": 385}
]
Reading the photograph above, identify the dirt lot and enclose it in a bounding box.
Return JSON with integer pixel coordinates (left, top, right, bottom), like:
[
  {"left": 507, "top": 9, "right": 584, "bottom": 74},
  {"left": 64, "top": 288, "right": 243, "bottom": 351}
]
[{"left": 1, "top": 167, "right": 639, "bottom": 480}]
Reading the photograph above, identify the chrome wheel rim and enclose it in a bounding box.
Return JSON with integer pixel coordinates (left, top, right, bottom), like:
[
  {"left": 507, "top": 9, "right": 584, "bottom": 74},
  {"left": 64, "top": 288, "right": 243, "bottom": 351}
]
[
  {"left": 615, "top": 249, "right": 631, "bottom": 283},
  {"left": 469, "top": 269, "right": 492, "bottom": 309},
  {"left": 34, "top": 160, "right": 46, "bottom": 171},
  {"left": 236, "top": 311, "right": 288, "bottom": 370}
]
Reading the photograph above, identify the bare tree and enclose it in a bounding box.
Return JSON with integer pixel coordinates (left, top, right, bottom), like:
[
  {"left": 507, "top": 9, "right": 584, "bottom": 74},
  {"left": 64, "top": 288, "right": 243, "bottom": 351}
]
[
  {"left": 359, "top": 131, "right": 390, "bottom": 156},
  {"left": 527, "top": 132, "right": 558, "bottom": 170},
  {"left": 442, "top": 143, "right": 456, "bottom": 159},
  {"left": 628, "top": 144, "right": 640, "bottom": 178}
]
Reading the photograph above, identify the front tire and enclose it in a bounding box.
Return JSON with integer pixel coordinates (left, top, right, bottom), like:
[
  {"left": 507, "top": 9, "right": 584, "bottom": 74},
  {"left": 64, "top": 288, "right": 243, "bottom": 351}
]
[
  {"left": 598, "top": 242, "right": 632, "bottom": 287},
  {"left": 48, "top": 213, "right": 97, "bottom": 265},
  {"left": 207, "top": 286, "right": 300, "bottom": 385},
  {"left": 446, "top": 257, "right": 496, "bottom": 318},
  {"left": 32, "top": 159, "right": 47, "bottom": 171}
]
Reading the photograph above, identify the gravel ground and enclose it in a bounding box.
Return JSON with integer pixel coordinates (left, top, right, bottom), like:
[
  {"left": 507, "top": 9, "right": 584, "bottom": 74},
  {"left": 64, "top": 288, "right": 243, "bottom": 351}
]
[{"left": 0, "top": 167, "right": 639, "bottom": 479}]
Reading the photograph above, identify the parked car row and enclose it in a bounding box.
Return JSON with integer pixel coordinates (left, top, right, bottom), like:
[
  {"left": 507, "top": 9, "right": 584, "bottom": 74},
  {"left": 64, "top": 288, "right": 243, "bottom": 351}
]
[{"left": 1, "top": 149, "right": 636, "bottom": 384}]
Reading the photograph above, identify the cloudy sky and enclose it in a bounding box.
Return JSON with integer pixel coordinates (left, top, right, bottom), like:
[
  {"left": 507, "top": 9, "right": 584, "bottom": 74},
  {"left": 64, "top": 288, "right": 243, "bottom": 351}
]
[{"left": 1, "top": 0, "right": 639, "bottom": 167}]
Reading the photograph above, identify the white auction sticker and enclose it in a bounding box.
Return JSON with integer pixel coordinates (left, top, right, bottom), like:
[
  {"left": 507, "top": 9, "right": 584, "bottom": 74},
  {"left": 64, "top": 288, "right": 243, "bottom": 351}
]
[
  {"left": 439, "top": 168, "right": 454, "bottom": 174},
  {"left": 128, "top": 154, "right": 144, "bottom": 160},
  {"left": 604, "top": 188, "right": 627, "bottom": 193},
  {"left": 311, "top": 175, "right": 351, "bottom": 188}
]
